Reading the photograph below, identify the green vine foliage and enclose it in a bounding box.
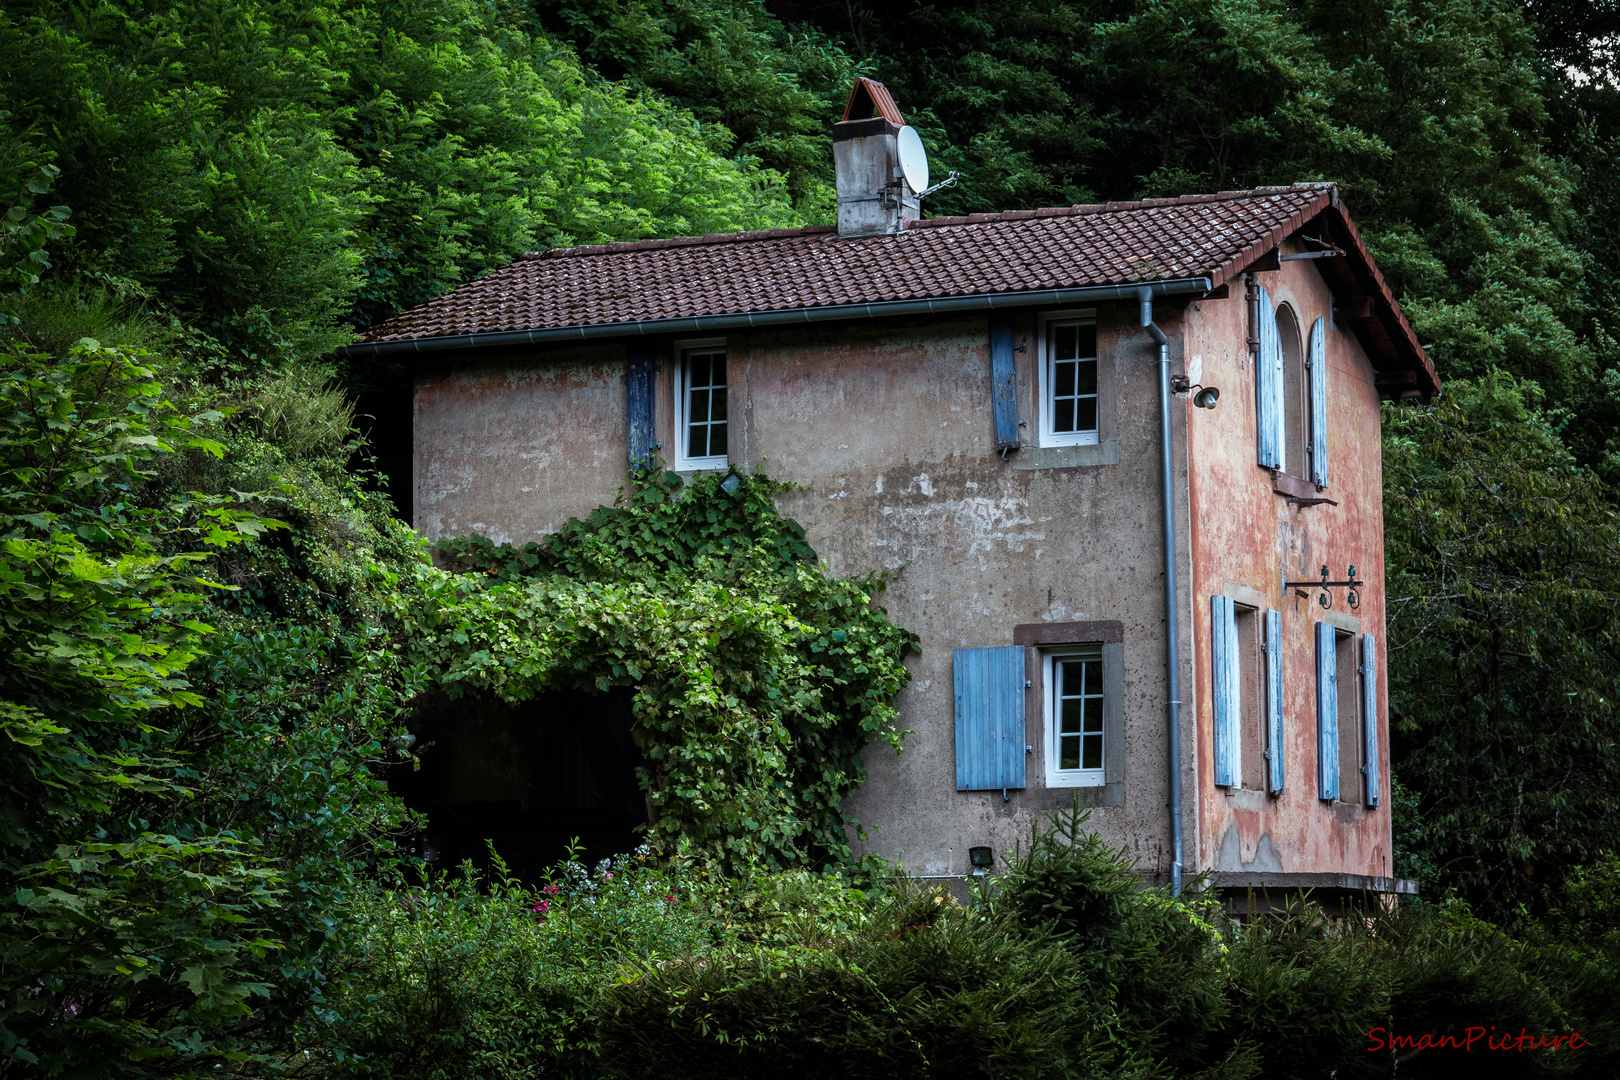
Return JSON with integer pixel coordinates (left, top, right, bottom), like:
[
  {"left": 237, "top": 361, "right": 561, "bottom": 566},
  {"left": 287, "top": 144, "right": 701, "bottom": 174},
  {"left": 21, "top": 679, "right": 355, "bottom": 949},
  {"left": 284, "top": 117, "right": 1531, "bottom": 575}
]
[{"left": 427, "top": 467, "right": 919, "bottom": 873}]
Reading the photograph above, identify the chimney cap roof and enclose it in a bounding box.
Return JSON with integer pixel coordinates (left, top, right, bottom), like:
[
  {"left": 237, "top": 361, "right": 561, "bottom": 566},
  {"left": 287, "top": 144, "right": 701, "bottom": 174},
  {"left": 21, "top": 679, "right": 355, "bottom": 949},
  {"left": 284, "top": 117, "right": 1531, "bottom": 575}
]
[{"left": 841, "top": 77, "right": 906, "bottom": 126}]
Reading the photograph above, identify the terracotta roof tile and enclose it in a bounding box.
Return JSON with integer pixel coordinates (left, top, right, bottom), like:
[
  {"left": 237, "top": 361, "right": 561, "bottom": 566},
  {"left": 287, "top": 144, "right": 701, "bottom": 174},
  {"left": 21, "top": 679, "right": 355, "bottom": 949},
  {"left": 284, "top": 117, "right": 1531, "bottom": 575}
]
[
  {"left": 351, "top": 182, "right": 1436, "bottom": 396},
  {"left": 362, "top": 186, "right": 1329, "bottom": 343}
]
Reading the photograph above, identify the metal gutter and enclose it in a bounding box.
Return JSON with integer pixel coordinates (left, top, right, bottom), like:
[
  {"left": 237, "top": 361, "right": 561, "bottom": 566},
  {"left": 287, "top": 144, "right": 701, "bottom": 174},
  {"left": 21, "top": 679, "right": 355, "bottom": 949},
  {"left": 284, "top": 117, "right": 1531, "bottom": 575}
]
[
  {"left": 1139, "top": 287, "right": 1184, "bottom": 898},
  {"left": 337, "top": 277, "right": 1215, "bottom": 359}
]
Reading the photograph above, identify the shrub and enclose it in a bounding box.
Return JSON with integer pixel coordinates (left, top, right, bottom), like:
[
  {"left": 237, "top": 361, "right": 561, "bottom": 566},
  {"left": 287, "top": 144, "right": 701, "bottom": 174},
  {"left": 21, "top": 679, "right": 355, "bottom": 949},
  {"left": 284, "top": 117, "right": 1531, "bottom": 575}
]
[
  {"left": 315, "top": 807, "right": 1620, "bottom": 1079},
  {"left": 321, "top": 845, "right": 740, "bottom": 1079}
]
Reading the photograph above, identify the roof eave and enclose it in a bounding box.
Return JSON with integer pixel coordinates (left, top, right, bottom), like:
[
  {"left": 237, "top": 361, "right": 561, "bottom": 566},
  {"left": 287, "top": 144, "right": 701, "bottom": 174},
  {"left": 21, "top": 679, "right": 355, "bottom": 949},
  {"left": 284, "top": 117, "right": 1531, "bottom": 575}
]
[
  {"left": 1207, "top": 186, "right": 1438, "bottom": 399},
  {"left": 337, "top": 277, "right": 1217, "bottom": 360}
]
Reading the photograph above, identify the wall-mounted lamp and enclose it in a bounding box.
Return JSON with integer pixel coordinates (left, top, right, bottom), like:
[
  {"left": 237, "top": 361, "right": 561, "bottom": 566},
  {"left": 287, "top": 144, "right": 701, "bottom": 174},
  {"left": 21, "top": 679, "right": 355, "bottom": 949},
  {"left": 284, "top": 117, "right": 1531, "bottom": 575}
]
[
  {"left": 968, "top": 846, "right": 994, "bottom": 872},
  {"left": 719, "top": 468, "right": 742, "bottom": 494},
  {"left": 1171, "top": 375, "right": 1221, "bottom": 410}
]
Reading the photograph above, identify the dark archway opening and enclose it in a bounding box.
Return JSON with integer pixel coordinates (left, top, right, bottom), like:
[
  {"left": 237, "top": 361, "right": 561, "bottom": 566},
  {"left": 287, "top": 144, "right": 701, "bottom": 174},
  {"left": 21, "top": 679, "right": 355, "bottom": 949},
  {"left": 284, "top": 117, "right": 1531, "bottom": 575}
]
[{"left": 388, "top": 687, "right": 647, "bottom": 885}]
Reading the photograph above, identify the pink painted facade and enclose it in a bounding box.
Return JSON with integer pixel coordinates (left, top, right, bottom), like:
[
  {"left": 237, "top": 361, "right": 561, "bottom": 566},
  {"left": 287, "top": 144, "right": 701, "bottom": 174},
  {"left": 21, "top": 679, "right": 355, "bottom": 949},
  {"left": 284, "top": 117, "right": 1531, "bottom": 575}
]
[{"left": 1184, "top": 235, "right": 1394, "bottom": 889}]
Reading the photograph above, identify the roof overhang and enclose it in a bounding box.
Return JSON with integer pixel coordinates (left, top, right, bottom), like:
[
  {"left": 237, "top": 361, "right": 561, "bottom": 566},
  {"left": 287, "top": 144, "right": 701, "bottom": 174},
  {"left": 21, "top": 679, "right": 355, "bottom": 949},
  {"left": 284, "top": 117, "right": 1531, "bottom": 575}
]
[
  {"left": 336, "top": 277, "right": 1215, "bottom": 360},
  {"left": 1203, "top": 186, "right": 1439, "bottom": 399}
]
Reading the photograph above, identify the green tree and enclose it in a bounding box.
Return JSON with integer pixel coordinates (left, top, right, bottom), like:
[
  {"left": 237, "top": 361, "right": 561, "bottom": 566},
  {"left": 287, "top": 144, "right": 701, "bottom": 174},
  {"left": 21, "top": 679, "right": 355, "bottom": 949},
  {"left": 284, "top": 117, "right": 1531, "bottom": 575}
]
[
  {"left": 0, "top": 343, "right": 294, "bottom": 1072},
  {"left": 526, "top": 0, "right": 860, "bottom": 206},
  {"left": 1384, "top": 376, "right": 1620, "bottom": 915},
  {"left": 0, "top": 0, "right": 801, "bottom": 371}
]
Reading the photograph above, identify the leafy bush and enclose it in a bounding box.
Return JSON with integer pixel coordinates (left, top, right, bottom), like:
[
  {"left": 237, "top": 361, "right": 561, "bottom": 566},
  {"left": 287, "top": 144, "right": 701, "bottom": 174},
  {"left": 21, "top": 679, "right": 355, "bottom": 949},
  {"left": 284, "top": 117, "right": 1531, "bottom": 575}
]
[
  {"left": 313, "top": 802, "right": 1620, "bottom": 1079},
  {"left": 0, "top": 327, "right": 433, "bottom": 1074},
  {"left": 426, "top": 467, "right": 919, "bottom": 872},
  {"left": 0, "top": 343, "right": 292, "bottom": 1072},
  {"left": 323, "top": 845, "right": 791, "bottom": 1079}
]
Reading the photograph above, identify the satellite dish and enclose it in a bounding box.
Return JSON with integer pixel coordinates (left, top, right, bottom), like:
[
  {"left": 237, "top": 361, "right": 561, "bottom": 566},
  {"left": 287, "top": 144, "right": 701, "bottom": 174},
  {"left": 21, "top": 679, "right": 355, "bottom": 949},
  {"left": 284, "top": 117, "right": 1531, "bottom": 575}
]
[{"left": 896, "top": 126, "right": 929, "bottom": 194}]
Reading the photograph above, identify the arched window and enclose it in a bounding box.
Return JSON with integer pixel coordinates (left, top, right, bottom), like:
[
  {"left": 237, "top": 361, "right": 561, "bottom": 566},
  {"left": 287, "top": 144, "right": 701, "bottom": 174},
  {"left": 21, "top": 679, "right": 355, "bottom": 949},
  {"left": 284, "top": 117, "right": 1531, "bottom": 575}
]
[{"left": 1276, "top": 304, "right": 1307, "bottom": 482}]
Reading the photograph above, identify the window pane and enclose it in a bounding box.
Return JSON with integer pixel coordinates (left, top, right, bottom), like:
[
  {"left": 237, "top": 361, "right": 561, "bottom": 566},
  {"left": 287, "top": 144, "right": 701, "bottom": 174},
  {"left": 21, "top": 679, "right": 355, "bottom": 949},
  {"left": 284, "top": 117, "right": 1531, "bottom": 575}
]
[
  {"left": 1075, "top": 358, "right": 1097, "bottom": 396},
  {"left": 1060, "top": 698, "right": 1083, "bottom": 734},
  {"left": 710, "top": 415, "right": 727, "bottom": 457},
  {"left": 1083, "top": 695, "right": 1103, "bottom": 733},
  {"left": 690, "top": 354, "right": 712, "bottom": 387},
  {"left": 1056, "top": 325, "right": 1078, "bottom": 360},
  {"left": 1060, "top": 659, "right": 1086, "bottom": 693},
  {"left": 711, "top": 354, "right": 727, "bottom": 387},
  {"left": 689, "top": 387, "right": 710, "bottom": 424},
  {"left": 687, "top": 423, "right": 706, "bottom": 459},
  {"left": 1060, "top": 734, "right": 1080, "bottom": 771},
  {"left": 1055, "top": 360, "right": 1076, "bottom": 398},
  {"left": 1075, "top": 398, "right": 1097, "bottom": 433},
  {"left": 1055, "top": 399, "right": 1075, "bottom": 433},
  {"left": 1082, "top": 732, "right": 1103, "bottom": 771},
  {"left": 1075, "top": 324, "right": 1097, "bottom": 358},
  {"left": 711, "top": 387, "right": 728, "bottom": 422}
]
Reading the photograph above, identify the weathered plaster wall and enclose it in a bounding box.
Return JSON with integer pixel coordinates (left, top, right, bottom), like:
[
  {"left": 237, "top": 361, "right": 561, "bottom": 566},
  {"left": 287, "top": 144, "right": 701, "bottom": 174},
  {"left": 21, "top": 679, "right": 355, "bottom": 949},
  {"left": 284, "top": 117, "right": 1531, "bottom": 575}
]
[
  {"left": 414, "top": 344, "right": 628, "bottom": 545},
  {"left": 1183, "top": 239, "right": 1393, "bottom": 882},
  {"left": 737, "top": 312, "right": 1198, "bottom": 879},
  {"left": 411, "top": 312, "right": 1202, "bottom": 880}
]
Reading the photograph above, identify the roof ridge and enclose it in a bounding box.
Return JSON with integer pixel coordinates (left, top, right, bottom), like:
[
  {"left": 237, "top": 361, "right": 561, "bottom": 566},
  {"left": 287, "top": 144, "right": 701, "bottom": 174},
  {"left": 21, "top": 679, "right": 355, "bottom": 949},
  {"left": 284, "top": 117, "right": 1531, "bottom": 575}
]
[
  {"left": 523, "top": 225, "right": 837, "bottom": 260},
  {"left": 906, "top": 184, "right": 1335, "bottom": 231},
  {"left": 520, "top": 185, "right": 1338, "bottom": 258}
]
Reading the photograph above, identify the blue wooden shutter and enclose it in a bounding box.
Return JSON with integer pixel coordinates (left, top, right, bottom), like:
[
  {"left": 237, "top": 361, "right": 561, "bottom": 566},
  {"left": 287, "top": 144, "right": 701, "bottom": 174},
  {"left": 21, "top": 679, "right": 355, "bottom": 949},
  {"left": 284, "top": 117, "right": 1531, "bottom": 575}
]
[
  {"left": 1256, "top": 287, "right": 1284, "bottom": 470},
  {"left": 1308, "top": 316, "right": 1328, "bottom": 488},
  {"left": 627, "top": 346, "right": 657, "bottom": 470},
  {"left": 954, "top": 646, "right": 1027, "bottom": 791},
  {"left": 1211, "top": 596, "right": 1241, "bottom": 787},
  {"left": 1361, "top": 633, "right": 1379, "bottom": 807},
  {"left": 1265, "top": 608, "right": 1285, "bottom": 795},
  {"left": 1315, "top": 621, "right": 1339, "bottom": 801},
  {"left": 989, "top": 313, "right": 1019, "bottom": 449}
]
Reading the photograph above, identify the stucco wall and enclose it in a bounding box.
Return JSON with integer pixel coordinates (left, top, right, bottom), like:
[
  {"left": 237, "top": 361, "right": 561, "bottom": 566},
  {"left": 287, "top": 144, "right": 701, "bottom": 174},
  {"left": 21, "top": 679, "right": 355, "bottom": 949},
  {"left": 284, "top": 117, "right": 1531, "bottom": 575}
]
[
  {"left": 735, "top": 312, "right": 1196, "bottom": 879},
  {"left": 412, "top": 311, "right": 1205, "bottom": 880},
  {"left": 414, "top": 344, "right": 629, "bottom": 544},
  {"left": 1183, "top": 240, "right": 1394, "bottom": 883}
]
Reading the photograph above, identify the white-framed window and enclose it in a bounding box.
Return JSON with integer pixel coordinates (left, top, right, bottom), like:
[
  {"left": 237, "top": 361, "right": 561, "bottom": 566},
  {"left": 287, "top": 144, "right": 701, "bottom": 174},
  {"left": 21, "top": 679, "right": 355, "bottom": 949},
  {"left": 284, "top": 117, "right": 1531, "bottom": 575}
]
[
  {"left": 673, "top": 339, "right": 728, "bottom": 470},
  {"left": 1037, "top": 310, "right": 1100, "bottom": 447},
  {"left": 1044, "top": 647, "right": 1106, "bottom": 787}
]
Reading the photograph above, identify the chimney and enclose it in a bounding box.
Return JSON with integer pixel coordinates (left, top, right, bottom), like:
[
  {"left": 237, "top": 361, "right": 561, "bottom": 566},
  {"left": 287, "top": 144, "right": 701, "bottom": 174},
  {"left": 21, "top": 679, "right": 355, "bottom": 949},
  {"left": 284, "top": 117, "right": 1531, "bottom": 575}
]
[{"left": 833, "top": 78, "right": 920, "bottom": 237}]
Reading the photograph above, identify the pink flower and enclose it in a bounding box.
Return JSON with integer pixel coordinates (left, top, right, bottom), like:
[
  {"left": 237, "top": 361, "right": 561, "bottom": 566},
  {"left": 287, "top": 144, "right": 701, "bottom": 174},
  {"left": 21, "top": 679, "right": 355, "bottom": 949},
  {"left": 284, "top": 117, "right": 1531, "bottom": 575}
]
[
  {"left": 542, "top": 884, "right": 559, "bottom": 896},
  {"left": 603, "top": 872, "right": 614, "bottom": 880},
  {"left": 532, "top": 900, "right": 550, "bottom": 914},
  {"left": 664, "top": 894, "right": 677, "bottom": 903}
]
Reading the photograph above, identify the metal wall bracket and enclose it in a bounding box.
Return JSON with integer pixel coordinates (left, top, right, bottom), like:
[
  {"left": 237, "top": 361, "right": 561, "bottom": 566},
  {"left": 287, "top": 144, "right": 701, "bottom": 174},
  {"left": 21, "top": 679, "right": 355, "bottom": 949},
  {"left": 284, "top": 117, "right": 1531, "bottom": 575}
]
[{"left": 1286, "top": 564, "right": 1364, "bottom": 609}]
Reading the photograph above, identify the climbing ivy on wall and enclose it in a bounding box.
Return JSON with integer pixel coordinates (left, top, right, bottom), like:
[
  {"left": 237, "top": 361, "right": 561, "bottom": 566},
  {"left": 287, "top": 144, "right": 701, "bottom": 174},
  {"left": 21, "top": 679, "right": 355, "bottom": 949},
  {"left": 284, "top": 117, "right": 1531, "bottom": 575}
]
[{"left": 425, "top": 468, "right": 918, "bottom": 871}]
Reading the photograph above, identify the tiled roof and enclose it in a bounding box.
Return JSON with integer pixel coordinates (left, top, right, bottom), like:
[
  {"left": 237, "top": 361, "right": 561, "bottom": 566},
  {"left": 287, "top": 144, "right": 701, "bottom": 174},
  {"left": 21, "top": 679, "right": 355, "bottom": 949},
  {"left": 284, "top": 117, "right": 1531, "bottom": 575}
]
[{"left": 351, "top": 183, "right": 1437, "bottom": 395}]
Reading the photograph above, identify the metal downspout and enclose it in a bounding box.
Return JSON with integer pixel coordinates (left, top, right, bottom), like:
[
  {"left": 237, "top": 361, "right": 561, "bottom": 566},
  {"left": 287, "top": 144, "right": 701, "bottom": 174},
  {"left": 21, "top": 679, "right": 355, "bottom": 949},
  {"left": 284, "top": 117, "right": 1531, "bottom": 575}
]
[{"left": 1139, "top": 287, "right": 1183, "bottom": 896}]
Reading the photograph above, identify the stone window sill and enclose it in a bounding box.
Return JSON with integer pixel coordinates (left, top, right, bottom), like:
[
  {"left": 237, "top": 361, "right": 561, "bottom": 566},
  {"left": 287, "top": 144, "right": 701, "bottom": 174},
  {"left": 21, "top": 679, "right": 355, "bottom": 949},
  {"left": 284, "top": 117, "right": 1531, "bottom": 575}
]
[{"left": 1011, "top": 440, "right": 1120, "bottom": 470}]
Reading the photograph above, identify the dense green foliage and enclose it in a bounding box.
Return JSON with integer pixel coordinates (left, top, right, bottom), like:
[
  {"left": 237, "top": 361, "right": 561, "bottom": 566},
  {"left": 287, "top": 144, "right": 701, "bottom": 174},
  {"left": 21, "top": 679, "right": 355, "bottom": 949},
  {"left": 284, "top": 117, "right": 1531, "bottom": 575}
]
[
  {"left": 0, "top": 323, "right": 437, "bottom": 1072},
  {"left": 316, "top": 806, "right": 1620, "bottom": 1078},
  {"left": 1384, "top": 378, "right": 1620, "bottom": 909},
  {"left": 0, "top": 343, "right": 288, "bottom": 1072},
  {"left": 0, "top": 0, "right": 797, "bottom": 369},
  {"left": 432, "top": 469, "right": 916, "bottom": 869}
]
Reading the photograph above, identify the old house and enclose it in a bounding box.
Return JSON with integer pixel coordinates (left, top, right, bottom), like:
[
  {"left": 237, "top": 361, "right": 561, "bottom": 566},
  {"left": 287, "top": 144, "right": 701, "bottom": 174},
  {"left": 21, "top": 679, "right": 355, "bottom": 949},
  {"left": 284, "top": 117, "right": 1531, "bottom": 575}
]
[{"left": 346, "top": 80, "right": 1436, "bottom": 905}]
